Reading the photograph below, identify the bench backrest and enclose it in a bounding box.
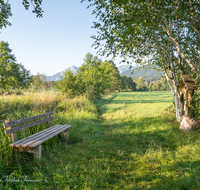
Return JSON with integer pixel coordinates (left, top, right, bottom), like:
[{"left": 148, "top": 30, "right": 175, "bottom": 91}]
[{"left": 3, "top": 111, "right": 54, "bottom": 143}]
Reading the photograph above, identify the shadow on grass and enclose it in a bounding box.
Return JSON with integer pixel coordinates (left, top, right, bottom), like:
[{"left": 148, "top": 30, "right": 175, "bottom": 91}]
[
  {"left": 95, "top": 92, "right": 173, "bottom": 116},
  {"left": 128, "top": 159, "right": 200, "bottom": 190},
  {"left": 97, "top": 115, "right": 184, "bottom": 153},
  {"left": 70, "top": 113, "right": 199, "bottom": 189},
  {"left": 86, "top": 112, "right": 200, "bottom": 189},
  {"left": 93, "top": 93, "right": 118, "bottom": 115},
  {"left": 2, "top": 92, "right": 198, "bottom": 189},
  {"left": 7, "top": 113, "right": 198, "bottom": 190}
]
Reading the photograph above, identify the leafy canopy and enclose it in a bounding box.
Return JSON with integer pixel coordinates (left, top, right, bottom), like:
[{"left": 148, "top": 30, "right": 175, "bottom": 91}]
[
  {"left": 0, "top": 41, "right": 32, "bottom": 90},
  {"left": 0, "top": 0, "right": 43, "bottom": 30}
]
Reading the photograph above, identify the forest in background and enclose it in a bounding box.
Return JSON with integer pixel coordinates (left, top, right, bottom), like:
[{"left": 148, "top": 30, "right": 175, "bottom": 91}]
[
  {"left": 0, "top": 41, "right": 170, "bottom": 97},
  {"left": 0, "top": 1, "right": 200, "bottom": 188},
  {"left": 1, "top": 40, "right": 199, "bottom": 120}
]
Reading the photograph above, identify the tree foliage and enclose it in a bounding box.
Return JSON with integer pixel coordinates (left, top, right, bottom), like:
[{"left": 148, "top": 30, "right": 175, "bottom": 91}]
[
  {"left": 56, "top": 70, "right": 79, "bottom": 98},
  {"left": 84, "top": 0, "right": 200, "bottom": 76},
  {"left": 102, "top": 60, "right": 122, "bottom": 93},
  {"left": 29, "top": 73, "right": 49, "bottom": 91},
  {"left": 135, "top": 77, "right": 147, "bottom": 91},
  {"left": 18, "top": 63, "right": 32, "bottom": 88},
  {"left": 83, "top": 0, "right": 200, "bottom": 121},
  {"left": 78, "top": 53, "right": 112, "bottom": 98},
  {"left": 0, "top": 41, "right": 32, "bottom": 90},
  {"left": 0, "top": 0, "right": 43, "bottom": 30},
  {"left": 0, "top": 0, "right": 12, "bottom": 29},
  {"left": 121, "top": 75, "right": 136, "bottom": 91},
  {"left": 22, "top": 0, "right": 43, "bottom": 17},
  {"left": 57, "top": 53, "right": 112, "bottom": 99}
]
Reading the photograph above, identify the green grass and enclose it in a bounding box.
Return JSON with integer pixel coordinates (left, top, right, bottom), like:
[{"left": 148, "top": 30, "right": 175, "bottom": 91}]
[{"left": 1, "top": 91, "right": 200, "bottom": 189}]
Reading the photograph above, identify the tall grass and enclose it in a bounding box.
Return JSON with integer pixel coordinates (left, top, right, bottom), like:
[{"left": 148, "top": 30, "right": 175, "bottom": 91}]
[
  {"left": 0, "top": 91, "right": 98, "bottom": 189},
  {"left": 1, "top": 91, "right": 200, "bottom": 189}
]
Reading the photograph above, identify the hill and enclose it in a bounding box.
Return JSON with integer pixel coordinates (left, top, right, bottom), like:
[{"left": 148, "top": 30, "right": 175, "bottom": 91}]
[
  {"left": 47, "top": 65, "right": 131, "bottom": 81},
  {"left": 121, "top": 67, "right": 164, "bottom": 82},
  {"left": 117, "top": 65, "right": 135, "bottom": 73},
  {"left": 47, "top": 66, "right": 78, "bottom": 81},
  {"left": 46, "top": 65, "right": 163, "bottom": 82}
]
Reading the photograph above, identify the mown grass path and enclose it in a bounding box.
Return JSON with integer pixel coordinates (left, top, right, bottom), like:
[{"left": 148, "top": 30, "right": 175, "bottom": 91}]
[
  {"left": 92, "top": 91, "right": 178, "bottom": 189},
  {"left": 2, "top": 91, "right": 200, "bottom": 190},
  {"left": 84, "top": 91, "right": 200, "bottom": 189}
]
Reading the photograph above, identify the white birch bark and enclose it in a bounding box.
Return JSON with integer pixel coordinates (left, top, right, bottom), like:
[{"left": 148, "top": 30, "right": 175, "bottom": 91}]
[
  {"left": 174, "top": 95, "right": 183, "bottom": 122},
  {"left": 164, "top": 72, "right": 183, "bottom": 122}
]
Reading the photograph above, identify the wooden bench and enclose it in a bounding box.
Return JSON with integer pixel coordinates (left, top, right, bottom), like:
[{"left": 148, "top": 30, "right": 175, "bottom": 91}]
[{"left": 3, "top": 111, "right": 72, "bottom": 161}]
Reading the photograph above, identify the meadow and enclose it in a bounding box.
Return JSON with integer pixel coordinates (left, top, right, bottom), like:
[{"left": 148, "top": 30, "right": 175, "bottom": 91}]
[{"left": 1, "top": 91, "right": 200, "bottom": 189}]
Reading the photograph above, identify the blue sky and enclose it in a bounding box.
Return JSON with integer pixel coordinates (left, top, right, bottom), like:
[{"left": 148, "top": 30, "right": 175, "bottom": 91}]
[{"left": 0, "top": 0, "right": 123, "bottom": 76}]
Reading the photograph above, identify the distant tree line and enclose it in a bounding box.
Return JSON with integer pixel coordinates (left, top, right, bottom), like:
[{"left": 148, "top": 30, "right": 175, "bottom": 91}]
[
  {"left": 57, "top": 53, "right": 115, "bottom": 99},
  {"left": 134, "top": 77, "right": 170, "bottom": 91},
  {"left": 0, "top": 0, "right": 199, "bottom": 120},
  {"left": 56, "top": 53, "right": 170, "bottom": 99},
  {"left": 0, "top": 41, "right": 32, "bottom": 93},
  {"left": 0, "top": 42, "right": 170, "bottom": 98},
  {"left": 29, "top": 73, "right": 57, "bottom": 91},
  {"left": 0, "top": 41, "right": 59, "bottom": 94},
  {"left": 82, "top": 0, "right": 200, "bottom": 122}
]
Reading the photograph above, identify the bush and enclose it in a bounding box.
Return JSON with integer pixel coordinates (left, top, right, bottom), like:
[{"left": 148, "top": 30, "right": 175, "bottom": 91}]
[{"left": 189, "top": 92, "right": 200, "bottom": 120}]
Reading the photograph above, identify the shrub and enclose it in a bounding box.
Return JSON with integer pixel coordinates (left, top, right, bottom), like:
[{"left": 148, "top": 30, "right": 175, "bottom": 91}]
[{"left": 189, "top": 92, "right": 200, "bottom": 120}]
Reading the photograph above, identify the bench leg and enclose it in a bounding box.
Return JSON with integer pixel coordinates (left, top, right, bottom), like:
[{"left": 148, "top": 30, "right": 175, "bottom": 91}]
[
  {"left": 33, "top": 145, "right": 42, "bottom": 161},
  {"left": 62, "top": 128, "right": 69, "bottom": 142}
]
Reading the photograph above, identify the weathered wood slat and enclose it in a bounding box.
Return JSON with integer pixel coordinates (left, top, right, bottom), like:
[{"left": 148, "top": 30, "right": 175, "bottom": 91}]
[
  {"left": 14, "top": 125, "right": 64, "bottom": 147},
  {"left": 9, "top": 125, "right": 61, "bottom": 147},
  {"left": 4, "top": 112, "right": 54, "bottom": 128},
  {"left": 25, "top": 125, "right": 71, "bottom": 148},
  {"left": 185, "top": 85, "right": 196, "bottom": 87},
  {"left": 20, "top": 125, "right": 66, "bottom": 147},
  {"left": 3, "top": 119, "right": 18, "bottom": 142},
  {"left": 181, "top": 75, "right": 197, "bottom": 90},
  {"left": 13, "top": 146, "right": 34, "bottom": 153},
  {"left": 10, "top": 125, "right": 71, "bottom": 148},
  {"left": 6, "top": 116, "right": 55, "bottom": 135},
  {"left": 5, "top": 111, "right": 72, "bottom": 161}
]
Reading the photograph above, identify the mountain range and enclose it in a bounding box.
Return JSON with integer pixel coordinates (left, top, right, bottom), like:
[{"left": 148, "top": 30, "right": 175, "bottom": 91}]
[
  {"left": 46, "top": 66, "right": 79, "bottom": 81},
  {"left": 120, "top": 66, "right": 163, "bottom": 78},
  {"left": 118, "top": 65, "right": 135, "bottom": 73},
  {"left": 46, "top": 65, "right": 163, "bottom": 81}
]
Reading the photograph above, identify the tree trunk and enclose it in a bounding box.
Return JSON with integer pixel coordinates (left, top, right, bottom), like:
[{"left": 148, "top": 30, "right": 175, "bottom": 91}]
[
  {"left": 174, "top": 95, "right": 183, "bottom": 122},
  {"left": 164, "top": 72, "right": 184, "bottom": 122}
]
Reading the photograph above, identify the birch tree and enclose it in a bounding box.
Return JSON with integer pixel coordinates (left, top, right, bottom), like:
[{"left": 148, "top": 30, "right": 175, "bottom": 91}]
[{"left": 83, "top": 0, "right": 200, "bottom": 121}]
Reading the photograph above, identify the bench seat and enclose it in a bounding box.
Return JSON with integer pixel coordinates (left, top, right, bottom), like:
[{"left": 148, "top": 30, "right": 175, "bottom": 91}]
[
  {"left": 9, "top": 124, "right": 71, "bottom": 148},
  {"left": 3, "top": 111, "right": 72, "bottom": 160}
]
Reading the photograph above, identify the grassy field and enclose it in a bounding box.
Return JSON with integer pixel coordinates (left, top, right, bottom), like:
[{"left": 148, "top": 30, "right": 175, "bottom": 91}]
[{"left": 1, "top": 91, "right": 200, "bottom": 189}]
